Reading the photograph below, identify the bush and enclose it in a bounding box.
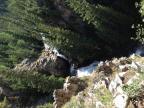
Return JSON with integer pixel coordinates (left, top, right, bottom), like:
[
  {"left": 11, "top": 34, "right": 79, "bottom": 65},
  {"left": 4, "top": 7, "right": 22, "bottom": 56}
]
[
  {"left": 123, "top": 72, "right": 144, "bottom": 98},
  {"left": 94, "top": 86, "right": 113, "bottom": 106}
]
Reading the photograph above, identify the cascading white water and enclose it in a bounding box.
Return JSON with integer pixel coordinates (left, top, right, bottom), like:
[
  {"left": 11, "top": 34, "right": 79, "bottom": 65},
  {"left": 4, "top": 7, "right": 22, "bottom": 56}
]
[
  {"left": 135, "top": 45, "right": 144, "bottom": 56},
  {"left": 76, "top": 45, "right": 144, "bottom": 77},
  {"left": 42, "top": 36, "right": 68, "bottom": 61},
  {"left": 42, "top": 35, "right": 144, "bottom": 78},
  {"left": 53, "top": 48, "right": 68, "bottom": 60},
  {"left": 43, "top": 35, "right": 99, "bottom": 77},
  {"left": 76, "top": 61, "right": 99, "bottom": 77}
]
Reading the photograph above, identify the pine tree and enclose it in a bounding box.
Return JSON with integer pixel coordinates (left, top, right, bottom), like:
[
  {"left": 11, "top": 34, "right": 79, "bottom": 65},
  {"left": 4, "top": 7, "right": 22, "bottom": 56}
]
[
  {"left": 0, "top": 0, "right": 142, "bottom": 107},
  {"left": 0, "top": 0, "right": 140, "bottom": 67},
  {"left": 0, "top": 69, "right": 64, "bottom": 93},
  {"left": 65, "top": 0, "right": 136, "bottom": 45},
  {"left": 0, "top": 0, "right": 43, "bottom": 68}
]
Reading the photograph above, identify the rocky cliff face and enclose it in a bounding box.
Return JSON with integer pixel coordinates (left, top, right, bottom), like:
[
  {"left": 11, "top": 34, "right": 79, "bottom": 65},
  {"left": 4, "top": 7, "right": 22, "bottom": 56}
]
[
  {"left": 14, "top": 50, "right": 70, "bottom": 77},
  {"left": 55, "top": 54, "right": 144, "bottom": 108}
]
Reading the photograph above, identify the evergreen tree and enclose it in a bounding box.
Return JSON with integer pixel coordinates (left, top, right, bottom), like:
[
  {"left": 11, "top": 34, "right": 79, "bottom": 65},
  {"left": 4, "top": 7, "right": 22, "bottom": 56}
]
[
  {"left": 0, "top": 69, "right": 64, "bottom": 93},
  {"left": 0, "top": 0, "right": 43, "bottom": 68},
  {"left": 0, "top": 0, "right": 143, "bottom": 107},
  {"left": 0, "top": 0, "right": 141, "bottom": 67},
  {"left": 65, "top": 0, "right": 136, "bottom": 46}
]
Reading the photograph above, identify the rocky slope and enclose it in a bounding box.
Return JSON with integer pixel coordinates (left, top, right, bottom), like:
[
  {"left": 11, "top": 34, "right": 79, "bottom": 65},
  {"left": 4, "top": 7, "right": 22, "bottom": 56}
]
[
  {"left": 14, "top": 37, "right": 70, "bottom": 77},
  {"left": 54, "top": 54, "right": 144, "bottom": 108}
]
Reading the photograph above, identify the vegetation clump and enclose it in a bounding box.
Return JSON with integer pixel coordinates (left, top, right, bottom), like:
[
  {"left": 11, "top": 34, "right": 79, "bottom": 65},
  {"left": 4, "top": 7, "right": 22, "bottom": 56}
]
[{"left": 123, "top": 72, "right": 144, "bottom": 98}]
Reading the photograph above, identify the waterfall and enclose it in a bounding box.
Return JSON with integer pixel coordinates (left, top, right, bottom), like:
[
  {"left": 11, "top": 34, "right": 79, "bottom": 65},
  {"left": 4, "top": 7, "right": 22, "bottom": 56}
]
[
  {"left": 42, "top": 36, "right": 68, "bottom": 61},
  {"left": 134, "top": 45, "right": 144, "bottom": 56},
  {"left": 42, "top": 36, "right": 100, "bottom": 77},
  {"left": 76, "top": 44, "right": 144, "bottom": 77},
  {"left": 76, "top": 61, "right": 99, "bottom": 77},
  {"left": 135, "top": 48, "right": 144, "bottom": 56},
  {"left": 53, "top": 48, "right": 68, "bottom": 61}
]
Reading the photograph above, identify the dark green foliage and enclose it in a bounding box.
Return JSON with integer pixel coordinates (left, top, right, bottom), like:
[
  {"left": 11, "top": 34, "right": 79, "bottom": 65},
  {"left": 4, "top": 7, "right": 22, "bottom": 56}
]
[
  {"left": 0, "top": 0, "right": 43, "bottom": 68},
  {"left": 0, "top": 32, "right": 39, "bottom": 68},
  {"left": 65, "top": 0, "right": 134, "bottom": 46},
  {"left": 0, "top": 69, "right": 64, "bottom": 93},
  {"left": 37, "top": 25, "right": 100, "bottom": 62},
  {"left": 0, "top": 0, "right": 141, "bottom": 66},
  {"left": 133, "top": 0, "right": 144, "bottom": 43}
]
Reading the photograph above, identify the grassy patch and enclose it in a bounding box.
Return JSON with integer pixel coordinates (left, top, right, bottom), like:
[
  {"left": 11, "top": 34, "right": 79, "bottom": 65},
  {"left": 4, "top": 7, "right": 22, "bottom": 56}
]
[
  {"left": 123, "top": 72, "right": 144, "bottom": 98},
  {"left": 62, "top": 96, "right": 84, "bottom": 108},
  {"left": 94, "top": 86, "right": 113, "bottom": 107}
]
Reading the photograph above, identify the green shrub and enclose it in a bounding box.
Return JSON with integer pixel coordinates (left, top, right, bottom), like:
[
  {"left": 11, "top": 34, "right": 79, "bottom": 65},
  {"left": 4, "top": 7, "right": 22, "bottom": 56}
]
[
  {"left": 94, "top": 86, "right": 113, "bottom": 106},
  {"left": 123, "top": 72, "right": 144, "bottom": 98}
]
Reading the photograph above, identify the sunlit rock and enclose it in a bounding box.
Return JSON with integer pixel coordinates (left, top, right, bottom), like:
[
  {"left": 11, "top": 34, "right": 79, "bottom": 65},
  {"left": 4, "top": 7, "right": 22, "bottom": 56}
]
[{"left": 113, "top": 94, "right": 129, "bottom": 108}]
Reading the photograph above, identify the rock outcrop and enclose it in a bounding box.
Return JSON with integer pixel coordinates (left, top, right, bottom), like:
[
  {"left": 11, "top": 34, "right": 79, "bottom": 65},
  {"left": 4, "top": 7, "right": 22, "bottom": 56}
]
[
  {"left": 14, "top": 50, "right": 70, "bottom": 77},
  {"left": 61, "top": 54, "right": 144, "bottom": 108},
  {"left": 53, "top": 76, "right": 88, "bottom": 108}
]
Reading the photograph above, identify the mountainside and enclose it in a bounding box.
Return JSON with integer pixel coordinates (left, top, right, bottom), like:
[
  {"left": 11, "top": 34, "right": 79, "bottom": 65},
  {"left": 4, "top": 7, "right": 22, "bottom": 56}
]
[
  {"left": 0, "top": 0, "right": 142, "bottom": 69},
  {"left": 1, "top": 0, "right": 144, "bottom": 108}
]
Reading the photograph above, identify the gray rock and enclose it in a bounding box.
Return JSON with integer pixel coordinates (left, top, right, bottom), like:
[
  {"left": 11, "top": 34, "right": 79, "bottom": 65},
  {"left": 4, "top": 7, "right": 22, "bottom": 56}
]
[{"left": 14, "top": 50, "right": 70, "bottom": 77}]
